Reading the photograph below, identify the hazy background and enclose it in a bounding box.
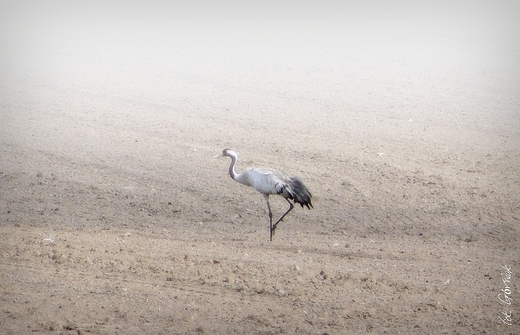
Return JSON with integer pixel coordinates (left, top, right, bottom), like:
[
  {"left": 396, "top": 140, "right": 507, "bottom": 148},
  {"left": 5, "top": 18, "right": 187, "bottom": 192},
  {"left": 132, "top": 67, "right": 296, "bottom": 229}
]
[{"left": 2, "top": 1, "right": 518, "bottom": 112}]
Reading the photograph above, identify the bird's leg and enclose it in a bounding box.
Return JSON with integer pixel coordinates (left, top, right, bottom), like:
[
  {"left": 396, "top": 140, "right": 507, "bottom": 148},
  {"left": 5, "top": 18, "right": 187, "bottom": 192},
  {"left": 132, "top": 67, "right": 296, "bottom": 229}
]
[
  {"left": 264, "top": 194, "right": 273, "bottom": 241},
  {"left": 272, "top": 198, "right": 294, "bottom": 236}
]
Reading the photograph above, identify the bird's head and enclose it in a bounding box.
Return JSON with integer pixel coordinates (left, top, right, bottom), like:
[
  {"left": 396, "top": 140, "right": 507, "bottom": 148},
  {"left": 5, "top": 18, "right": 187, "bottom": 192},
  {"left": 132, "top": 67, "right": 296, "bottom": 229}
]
[{"left": 214, "top": 148, "right": 237, "bottom": 159}]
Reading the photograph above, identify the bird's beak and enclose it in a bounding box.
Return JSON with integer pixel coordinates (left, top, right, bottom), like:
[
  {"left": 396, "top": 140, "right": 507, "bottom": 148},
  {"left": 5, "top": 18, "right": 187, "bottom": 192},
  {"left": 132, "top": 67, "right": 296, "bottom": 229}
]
[{"left": 213, "top": 153, "right": 222, "bottom": 159}]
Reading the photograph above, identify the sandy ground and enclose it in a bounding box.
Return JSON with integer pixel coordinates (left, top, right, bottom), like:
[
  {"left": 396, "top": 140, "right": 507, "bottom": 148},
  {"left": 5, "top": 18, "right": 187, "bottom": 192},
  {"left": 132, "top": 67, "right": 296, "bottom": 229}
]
[{"left": 1, "top": 2, "right": 519, "bottom": 334}]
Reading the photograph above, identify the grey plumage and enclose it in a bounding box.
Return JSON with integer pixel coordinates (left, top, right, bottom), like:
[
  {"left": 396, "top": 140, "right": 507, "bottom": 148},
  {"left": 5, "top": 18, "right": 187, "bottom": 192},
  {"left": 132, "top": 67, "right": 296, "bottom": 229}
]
[{"left": 219, "top": 148, "right": 312, "bottom": 241}]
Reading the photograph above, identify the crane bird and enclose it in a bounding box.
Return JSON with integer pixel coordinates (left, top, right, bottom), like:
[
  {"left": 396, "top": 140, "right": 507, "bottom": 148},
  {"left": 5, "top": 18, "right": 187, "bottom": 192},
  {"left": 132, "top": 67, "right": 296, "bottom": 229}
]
[{"left": 217, "top": 148, "right": 312, "bottom": 241}]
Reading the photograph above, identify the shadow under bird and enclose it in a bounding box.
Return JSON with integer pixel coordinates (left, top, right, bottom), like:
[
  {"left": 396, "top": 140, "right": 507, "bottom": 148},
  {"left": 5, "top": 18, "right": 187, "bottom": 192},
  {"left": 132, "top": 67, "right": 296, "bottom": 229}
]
[{"left": 217, "top": 149, "right": 313, "bottom": 241}]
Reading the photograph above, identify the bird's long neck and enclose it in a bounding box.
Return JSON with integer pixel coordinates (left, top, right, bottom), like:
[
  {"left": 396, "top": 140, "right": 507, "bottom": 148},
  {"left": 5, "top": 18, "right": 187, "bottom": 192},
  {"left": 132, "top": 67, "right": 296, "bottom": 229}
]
[
  {"left": 228, "top": 154, "right": 239, "bottom": 180},
  {"left": 225, "top": 151, "right": 250, "bottom": 186}
]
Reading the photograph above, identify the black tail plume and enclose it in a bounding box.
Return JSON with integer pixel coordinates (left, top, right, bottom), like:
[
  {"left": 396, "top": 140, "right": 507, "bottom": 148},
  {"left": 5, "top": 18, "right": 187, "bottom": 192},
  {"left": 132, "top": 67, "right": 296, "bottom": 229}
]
[{"left": 289, "top": 176, "right": 313, "bottom": 209}]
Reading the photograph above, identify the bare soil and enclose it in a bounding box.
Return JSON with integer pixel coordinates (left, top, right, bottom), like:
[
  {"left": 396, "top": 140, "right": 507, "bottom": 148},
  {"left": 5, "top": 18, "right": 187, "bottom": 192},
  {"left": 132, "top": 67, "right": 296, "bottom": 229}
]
[{"left": 1, "top": 3, "right": 519, "bottom": 334}]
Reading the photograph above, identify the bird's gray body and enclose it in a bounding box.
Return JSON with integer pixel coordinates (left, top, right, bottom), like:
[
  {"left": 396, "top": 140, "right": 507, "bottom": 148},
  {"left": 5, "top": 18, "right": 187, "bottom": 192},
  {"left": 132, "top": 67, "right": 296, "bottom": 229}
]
[
  {"left": 220, "top": 148, "right": 312, "bottom": 240},
  {"left": 236, "top": 167, "right": 310, "bottom": 205},
  {"left": 234, "top": 167, "right": 283, "bottom": 194}
]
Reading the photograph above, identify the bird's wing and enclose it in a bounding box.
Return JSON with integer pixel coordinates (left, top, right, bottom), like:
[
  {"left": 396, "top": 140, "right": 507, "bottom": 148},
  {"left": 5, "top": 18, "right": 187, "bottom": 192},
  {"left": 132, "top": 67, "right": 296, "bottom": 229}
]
[{"left": 249, "top": 168, "right": 292, "bottom": 195}]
